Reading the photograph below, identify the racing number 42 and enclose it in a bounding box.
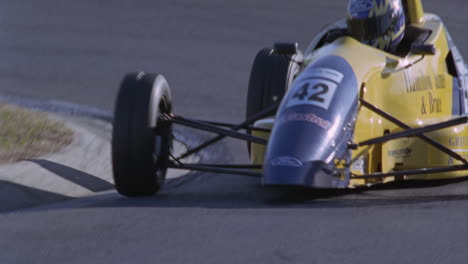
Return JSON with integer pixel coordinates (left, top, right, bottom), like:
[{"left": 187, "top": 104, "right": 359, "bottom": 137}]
[
  {"left": 293, "top": 82, "right": 329, "bottom": 103},
  {"left": 287, "top": 78, "right": 338, "bottom": 110}
]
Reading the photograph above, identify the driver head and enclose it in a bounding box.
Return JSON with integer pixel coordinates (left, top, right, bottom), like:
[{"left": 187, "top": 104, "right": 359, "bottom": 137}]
[{"left": 347, "top": 0, "right": 406, "bottom": 51}]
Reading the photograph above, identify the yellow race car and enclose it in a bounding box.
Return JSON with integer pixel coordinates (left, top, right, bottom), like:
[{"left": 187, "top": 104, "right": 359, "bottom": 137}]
[{"left": 111, "top": 0, "right": 468, "bottom": 196}]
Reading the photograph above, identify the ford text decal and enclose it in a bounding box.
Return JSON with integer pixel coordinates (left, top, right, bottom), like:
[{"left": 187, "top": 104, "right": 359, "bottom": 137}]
[
  {"left": 281, "top": 112, "right": 331, "bottom": 129},
  {"left": 270, "top": 156, "right": 303, "bottom": 167}
]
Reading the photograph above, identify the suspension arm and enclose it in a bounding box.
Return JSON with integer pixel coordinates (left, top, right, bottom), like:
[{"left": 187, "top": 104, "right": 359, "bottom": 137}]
[
  {"left": 170, "top": 116, "right": 268, "bottom": 145},
  {"left": 168, "top": 162, "right": 262, "bottom": 177},
  {"left": 175, "top": 102, "right": 279, "bottom": 159},
  {"left": 358, "top": 98, "right": 468, "bottom": 164},
  {"left": 352, "top": 164, "right": 468, "bottom": 179}
]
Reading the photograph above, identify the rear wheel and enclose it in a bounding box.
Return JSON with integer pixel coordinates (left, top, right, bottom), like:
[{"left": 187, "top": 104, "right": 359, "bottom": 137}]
[
  {"left": 112, "top": 72, "right": 172, "bottom": 197},
  {"left": 246, "top": 46, "right": 302, "bottom": 153}
]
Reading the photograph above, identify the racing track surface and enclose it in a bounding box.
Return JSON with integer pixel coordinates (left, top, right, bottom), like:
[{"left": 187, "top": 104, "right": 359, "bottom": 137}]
[{"left": 0, "top": 0, "right": 467, "bottom": 263}]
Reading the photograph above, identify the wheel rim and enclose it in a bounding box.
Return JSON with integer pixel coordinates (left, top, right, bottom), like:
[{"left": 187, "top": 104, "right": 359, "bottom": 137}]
[{"left": 153, "top": 110, "right": 171, "bottom": 186}]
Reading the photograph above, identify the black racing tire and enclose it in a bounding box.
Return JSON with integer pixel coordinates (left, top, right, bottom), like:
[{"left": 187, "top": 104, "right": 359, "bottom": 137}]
[
  {"left": 112, "top": 72, "right": 173, "bottom": 197},
  {"left": 246, "top": 47, "right": 302, "bottom": 154}
]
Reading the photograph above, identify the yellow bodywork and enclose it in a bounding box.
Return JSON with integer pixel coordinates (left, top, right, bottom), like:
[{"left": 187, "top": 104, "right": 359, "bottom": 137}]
[{"left": 251, "top": 0, "right": 468, "bottom": 187}]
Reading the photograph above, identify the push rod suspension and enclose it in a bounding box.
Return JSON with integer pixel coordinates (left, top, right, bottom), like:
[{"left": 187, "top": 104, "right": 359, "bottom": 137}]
[
  {"left": 171, "top": 116, "right": 268, "bottom": 145},
  {"left": 359, "top": 98, "right": 468, "bottom": 164},
  {"left": 188, "top": 163, "right": 262, "bottom": 169},
  {"left": 190, "top": 119, "right": 272, "bottom": 133},
  {"left": 357, "top": 116, "right": 468, "bottom": 146},
  {"left": 168, "top": 162, "right": 262, "bottom": 177},
  {"left": 175, "top": 102, "right": 279, "bottom": 159},
  {"left": 352, "top": 164, "right": 468, "bottom": 179}
]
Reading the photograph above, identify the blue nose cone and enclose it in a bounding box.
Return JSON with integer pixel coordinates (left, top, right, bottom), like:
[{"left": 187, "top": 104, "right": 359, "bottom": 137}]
[
  {"left": 262, "top": 55, "right": 358, "bottom": 189},
  {"left": 263, "top": 160, "right": 340, "bottom": 188}
]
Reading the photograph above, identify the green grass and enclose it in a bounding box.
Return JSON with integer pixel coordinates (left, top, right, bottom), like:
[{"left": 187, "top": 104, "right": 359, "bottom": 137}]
[{"left": 0, "top": 103, "right": 73, "bottom": 164}]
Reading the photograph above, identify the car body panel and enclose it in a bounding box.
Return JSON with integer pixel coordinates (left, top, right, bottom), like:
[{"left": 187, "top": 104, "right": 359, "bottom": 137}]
[{"left": 252, "top": 2, "right": 468, "bottom": 188}]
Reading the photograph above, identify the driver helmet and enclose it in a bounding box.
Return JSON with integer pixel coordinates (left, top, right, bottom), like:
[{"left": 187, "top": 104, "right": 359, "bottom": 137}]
[{"left": 347, "top": 0, "right": 406, "bottom": 51}]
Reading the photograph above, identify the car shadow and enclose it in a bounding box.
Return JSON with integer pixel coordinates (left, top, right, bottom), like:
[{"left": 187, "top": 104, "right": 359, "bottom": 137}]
[
  {"left": 11, "top": 171, "right": 468, "bottom": 213},
  {"left": 57, "top": 174, "right": 468, "bottom": 211},
  {"left": 265, "top": 177, "right": 468, "bottom": 207}
]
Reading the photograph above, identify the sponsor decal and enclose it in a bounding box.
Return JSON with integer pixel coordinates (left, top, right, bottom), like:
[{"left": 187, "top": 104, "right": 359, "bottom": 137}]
[
  {"left": 351, "top": 156, "right": 365, "bottom": 174},
  {"left": 282, "top": 112, "right": 331, "bottom": 129},
  {"left": 349, "top": 0, "right": 392, "bottom": 17},
  {"left": 270, "top": 156, "right": 303, "bottom": 168},
  {"left": 333, "top": 159, "right": 348, "bottom": 169},
  {"left": 388, "top": 148, "right": 412, "bottom": 158},
  {"left": 421, "top": 92, "right": 442, "bottom": 115},
  {"left": 302, "top": 67, "right": 345, "bottom": 83},
  {"left": 446, "top": 140, "right": 468, "bottom": 164},
  {"left": 435, "top": 74, "right": 446, "bottom": 89},
  {"left": 286, "top": 67, "right": 342, "bottom": 110},
  {"left": 448, "top": 151, "right": 468, "bottom": 165},
  {"left": 448, "top": 137, "right": 468, "bottom": 147},
  {"left": 404, "top": 71, "right": 433, "bottom": 93},
  {"left": 349, "top": 0, "right": 373, "bottom": 15}
]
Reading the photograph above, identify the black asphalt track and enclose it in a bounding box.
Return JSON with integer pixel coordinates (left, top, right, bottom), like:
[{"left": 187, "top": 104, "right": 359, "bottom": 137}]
[{"left": 1, "top": 0, "right": 467, "bottom": 263}]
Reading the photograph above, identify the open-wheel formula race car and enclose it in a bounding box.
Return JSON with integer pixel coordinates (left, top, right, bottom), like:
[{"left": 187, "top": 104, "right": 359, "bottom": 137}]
[{"left": 111, "top": 0, "right": 468, "bottom": 197}]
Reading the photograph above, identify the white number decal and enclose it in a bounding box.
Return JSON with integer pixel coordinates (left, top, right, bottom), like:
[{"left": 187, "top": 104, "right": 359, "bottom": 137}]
[{"left": 286, "top": 67, "right": 343, "bottom": 110}]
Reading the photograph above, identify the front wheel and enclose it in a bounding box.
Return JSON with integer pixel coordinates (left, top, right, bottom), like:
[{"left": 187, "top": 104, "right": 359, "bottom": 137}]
[
  {"left": 246, "top": 46, "right": 302, "bottom": 154},
  {"left": 111, "top": 72, "right": 173, "bottom": 197}
]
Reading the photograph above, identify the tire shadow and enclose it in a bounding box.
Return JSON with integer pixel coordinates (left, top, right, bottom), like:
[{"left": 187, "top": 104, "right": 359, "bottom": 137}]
[{"left": 26, "top": 159, "right": 114, "bottom": 192}]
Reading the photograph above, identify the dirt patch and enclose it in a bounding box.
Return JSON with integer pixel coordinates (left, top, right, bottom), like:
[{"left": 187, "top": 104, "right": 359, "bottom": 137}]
[{"left": 0, "top": 103, "right": 73, "bottom": 164}]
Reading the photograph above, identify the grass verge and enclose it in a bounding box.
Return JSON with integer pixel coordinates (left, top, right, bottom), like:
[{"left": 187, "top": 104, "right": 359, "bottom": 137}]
[{"left": 0, "top": 103, "right": 73, "bottom": 164}]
